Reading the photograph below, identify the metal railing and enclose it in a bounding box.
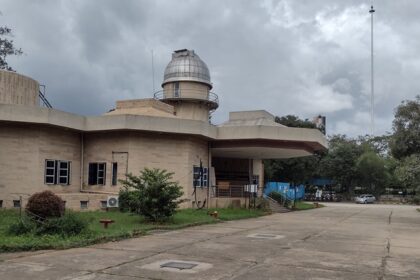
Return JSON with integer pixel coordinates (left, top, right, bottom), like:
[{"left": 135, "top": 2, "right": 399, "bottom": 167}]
[
  {"left": 153, "top": 89, "right": 219, "bottom": 108},
  {"left": 215, "top": 185, "right": 248, "bottom": 198}
]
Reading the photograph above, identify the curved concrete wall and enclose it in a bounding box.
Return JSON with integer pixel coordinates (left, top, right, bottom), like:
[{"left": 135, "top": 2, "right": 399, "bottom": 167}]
[
  {"left": 163, "top": 82, "right": 211, "bottom": 122},
  {"left": 0, "top": 70, "right": 39, "bottom": 106}
]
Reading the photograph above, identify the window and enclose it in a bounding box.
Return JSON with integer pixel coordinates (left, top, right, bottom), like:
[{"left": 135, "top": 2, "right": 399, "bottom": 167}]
[
  {"left": 101, "top": 200, "right": 107, "bottom": 208},
  {"left": 45, "top": 160, "right": 56, "bottom": 184},
  {"left": 88, "top": 163, "right": 106, "bottom": 185},
  {"left": 174, "top": 82, "right": 180, "bottom": 97},
  {"left": 13, "top": 200, "right": 21, "bottom": 208},
  {"left": 111, "top": 162, "right": 118, "bottom": 186},
  {"left": 0, "top": 200, "right": 3, "bottom": 208},
  {"left": 45, "top": 160, "right": 71, "bottom": 185},
  {"left": 80, "top": 201, "right": 88, "bottom": 209},
  {"left": 193, "top": 166, "right": 208, "bottom": 187}
]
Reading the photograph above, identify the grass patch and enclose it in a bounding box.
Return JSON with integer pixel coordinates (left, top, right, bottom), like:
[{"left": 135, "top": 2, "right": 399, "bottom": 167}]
[
  {"left": 0, "top": 208, "right": 267, "bottom": 253},
  {"left": 417, "top": 209, "right": 420, "bottom": 212},
  {"left": 292, "top": 201, "right": 324, "bottom": 211}
]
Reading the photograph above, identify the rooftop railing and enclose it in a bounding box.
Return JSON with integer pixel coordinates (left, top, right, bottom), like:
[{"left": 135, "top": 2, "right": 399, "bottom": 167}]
[{"left": 153, "top": 89, "right": 219, "bottom": 109}]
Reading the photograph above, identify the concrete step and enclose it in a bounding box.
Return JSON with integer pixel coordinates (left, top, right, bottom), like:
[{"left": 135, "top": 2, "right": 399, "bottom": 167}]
[{"left": 266, "top": 198, "right": 291, "bottom": 213}]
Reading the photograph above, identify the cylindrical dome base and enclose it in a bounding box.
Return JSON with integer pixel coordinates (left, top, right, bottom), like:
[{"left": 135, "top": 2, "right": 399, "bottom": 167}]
[{"left": 0, "top": 70, "right": 39, "bottom": 106}]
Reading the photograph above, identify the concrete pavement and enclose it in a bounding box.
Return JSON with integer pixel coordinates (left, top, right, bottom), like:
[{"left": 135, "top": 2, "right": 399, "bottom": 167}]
[{"left": 1, "top": 203, "right": 419, "bottom": 279}]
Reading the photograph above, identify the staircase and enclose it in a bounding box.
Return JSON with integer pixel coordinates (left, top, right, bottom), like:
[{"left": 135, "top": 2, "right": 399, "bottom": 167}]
[{"left": 264, "top": 195, "right": 291, "bottom": 213}]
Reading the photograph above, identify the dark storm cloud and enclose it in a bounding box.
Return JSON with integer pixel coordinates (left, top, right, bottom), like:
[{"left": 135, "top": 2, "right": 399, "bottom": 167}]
[{"left": 2, "top": 0, "right": 419, "bottom": 136}]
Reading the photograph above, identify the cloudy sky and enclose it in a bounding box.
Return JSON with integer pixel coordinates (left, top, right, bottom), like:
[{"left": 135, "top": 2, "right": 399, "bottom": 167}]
[{"left": 2, "top": 0, "right": 419, "bottom": 136}]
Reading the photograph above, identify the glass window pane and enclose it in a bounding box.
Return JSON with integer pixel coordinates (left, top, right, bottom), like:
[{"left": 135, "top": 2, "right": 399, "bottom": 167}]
[{"left": 46, "top": 176, "right": 55, "bottom": 184}]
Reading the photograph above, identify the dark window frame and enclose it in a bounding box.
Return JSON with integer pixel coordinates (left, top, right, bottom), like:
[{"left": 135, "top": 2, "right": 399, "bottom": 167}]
[
  {"left": 80, "top": 201, "right": 88, "bottom": 209},
  {"left": 13, "top": 200, "right": 21, "bottom": 208},
  {"left": 45, "top": 160, "right": 71, "bottom": 185},
  {"left": 88, "top": 162, "right": 106, "bottom": 185},
  {"left": 111, "top": 162, "right": 118, "bottom": 186}
]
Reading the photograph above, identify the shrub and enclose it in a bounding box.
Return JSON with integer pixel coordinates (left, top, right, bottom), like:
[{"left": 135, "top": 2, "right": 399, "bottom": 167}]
[
  {"left": 119, "top": 168, "right": 184, "bottom": 222},
  {"left": 26, "top": 190, "right": 64, "bottom": 220},
  {"left": 118, "top": 189, "right": 140, "bottom": 213},
  {"left": 35, "top": 212, "right": 88, "bottom": 236},
  {"left": 7, "top": 218, "right": 35, "bottom": 235}
]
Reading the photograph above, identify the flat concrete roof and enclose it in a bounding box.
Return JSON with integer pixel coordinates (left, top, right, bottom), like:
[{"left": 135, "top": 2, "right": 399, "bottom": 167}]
[{"left": 0, "top": 104, "right": 328, "bottom": 156}]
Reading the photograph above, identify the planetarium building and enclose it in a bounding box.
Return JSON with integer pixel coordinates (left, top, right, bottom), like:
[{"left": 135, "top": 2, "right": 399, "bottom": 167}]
[{"left": 0, "top": 49, "right": 327, "bottom": 210}]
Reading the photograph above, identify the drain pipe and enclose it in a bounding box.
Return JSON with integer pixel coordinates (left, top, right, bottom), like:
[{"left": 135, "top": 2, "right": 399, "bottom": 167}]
[{"left": 80, "top": 133, "right": 84, "bottom": 192}]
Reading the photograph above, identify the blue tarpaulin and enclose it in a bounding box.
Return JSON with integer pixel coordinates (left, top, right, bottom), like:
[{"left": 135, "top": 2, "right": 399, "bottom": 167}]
[{"left": 264, "top": 182, "right": 305, "bottom": 200}]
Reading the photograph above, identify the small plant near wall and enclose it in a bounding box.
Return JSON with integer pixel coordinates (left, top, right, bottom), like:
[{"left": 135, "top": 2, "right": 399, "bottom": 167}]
[
  {"left": 119, "top": 168, "right": 184, "bottom": 222},
  {"left": 7, "top": 191, "right": 88, "bottom": 237},
  {"left": 26, "top": 190, "right": 65, "bottom": 220}
]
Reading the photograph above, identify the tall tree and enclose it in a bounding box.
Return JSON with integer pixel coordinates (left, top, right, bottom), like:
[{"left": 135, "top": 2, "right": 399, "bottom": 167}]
[
  {"left": 318, "top": 135, "right": 364, "bottom": 197},
  {"left": 0, "top": 25, "right": 23, "bottom": 71},
  {"left": 355, "top": 151, "right": 390, "bottom": 196},
  {"left": 390, "top": 96, "right": 420, "bottom": 159}
]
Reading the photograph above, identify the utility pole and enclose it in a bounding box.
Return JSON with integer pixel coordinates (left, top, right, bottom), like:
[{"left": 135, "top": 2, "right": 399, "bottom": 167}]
[
  {"left": 369, "top": 5, "right": 375, "bottom": 135},
  {"left": 151, "top": 50, "right": 155, "bottom": 94}
]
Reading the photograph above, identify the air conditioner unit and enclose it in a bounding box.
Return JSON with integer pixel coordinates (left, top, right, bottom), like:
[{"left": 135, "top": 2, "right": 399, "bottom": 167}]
[{"left": 107, "top": 196, "right": 119, "bottom": 208}]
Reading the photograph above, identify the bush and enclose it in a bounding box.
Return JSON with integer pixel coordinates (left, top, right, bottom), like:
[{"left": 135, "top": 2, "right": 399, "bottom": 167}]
[
  {"left": 26, "top": 191, "right": 64, "bottom": 220},
  {"left": 35, "top": 212, "right": 88, "bottom": 236},
  {"left": 7, "top": 218, "right": 35, "bottom": 235},
  {"left": 413, "top": 196, "right": 420, "bottom": 205},
  {"left": 119, "top": 189, "right": 140, "bottom": 213},
  {"left": 119, "top": 168, "right": 184, "bottom": 222}
]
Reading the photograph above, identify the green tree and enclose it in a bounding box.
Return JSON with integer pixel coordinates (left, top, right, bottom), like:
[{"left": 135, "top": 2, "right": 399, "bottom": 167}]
[
  {"left": 0, "top": 25, "right": 23, "bottom": 71},
  {"left": 264, "top": 155, "right": 321, "bottom": 185},
  {"left": 275, "top": 115, "right": 316, "bottom": 129},
  {"left": 264, "top": 114, "right": 323, "bottom": 185},
  {"left": 355, "top": 151, "right": 390, "bottom": 196},
  {"left": 119, "top": 168, "right": 184, "bottom": 222},
  {"left": 395, "top": 154, "right": 420, "bottom": 193},
  {"left": 390, "top": 96, "right": 420, "bottom": 159},
  {"left": 318, "top": 135, "right": 364, "bottom": 197}
]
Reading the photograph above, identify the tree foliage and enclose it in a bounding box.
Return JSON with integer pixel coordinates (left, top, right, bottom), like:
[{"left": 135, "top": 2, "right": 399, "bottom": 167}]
[
  {"left": 390, "top": 96, "right": 420, "bottom": 159},
  {"left": 395, "top": 154, "right": 420, "bottom": 191},
  {"left": 0, "top": 25, "right": 23, "bottom": 71},
  {"left": 318, "top": 135, "right": 364, "bottom": 195},
  {"left": 119, "top": 168, "right": 184, "bottom": 222},
  {"left": 355, "top": 151, "right": 390, "bottom": 196},
  {"left": 265, "top": 115, "right": 322, "bottom": 185},
  {"left": 275, "top": 115, "right": 316, "bottom": 129}
]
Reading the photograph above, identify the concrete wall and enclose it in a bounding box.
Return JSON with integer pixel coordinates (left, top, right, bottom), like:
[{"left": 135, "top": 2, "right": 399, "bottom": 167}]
[
  {"left": 0, "top": 125, "right": 211, "bottom": 210},
  {"left": 0, "top": 122, "right": 81, "bottom": 208},
  {"left": 0, "top": 71, "right": 39, "bottom": 106},
  {"left": 82, "top": 131, "right": 209, "bottom": 208},
  {"left": 162, "top": 82, "right": 211, "bottom": 122}
]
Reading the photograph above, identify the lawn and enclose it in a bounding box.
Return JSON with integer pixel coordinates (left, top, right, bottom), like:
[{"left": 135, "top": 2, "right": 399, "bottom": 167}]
[
  {"left": 292, "top": 201, "right": 324, "bottom": 210},
  {"left": 0, "top": 208, "right": 267, "bottom": 253}
]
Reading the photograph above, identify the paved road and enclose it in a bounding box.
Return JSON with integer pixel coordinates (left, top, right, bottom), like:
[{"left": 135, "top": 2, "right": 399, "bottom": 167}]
[{"left": 1, "top": 203, "right": 420, "bottom": 279}]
